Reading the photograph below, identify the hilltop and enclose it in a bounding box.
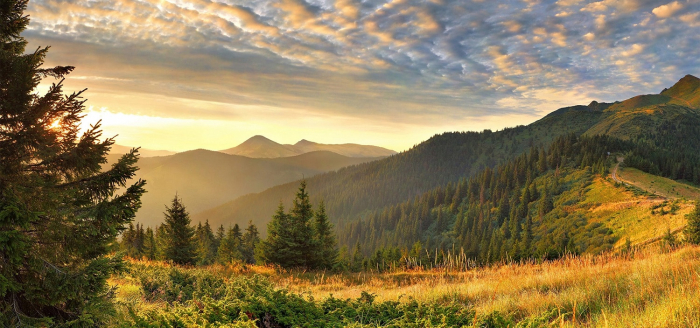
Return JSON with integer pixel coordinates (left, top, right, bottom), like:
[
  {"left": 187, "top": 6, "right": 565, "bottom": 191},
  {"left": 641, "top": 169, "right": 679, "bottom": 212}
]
[{"left": 220, "top": 135, "right": 397, "bottom": 158}]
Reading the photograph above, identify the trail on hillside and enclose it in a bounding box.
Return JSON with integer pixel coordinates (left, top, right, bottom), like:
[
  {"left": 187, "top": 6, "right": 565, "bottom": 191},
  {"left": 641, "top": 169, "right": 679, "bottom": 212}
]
[{"left": 612, "top": 157, "right": 667, "bottom": 199}]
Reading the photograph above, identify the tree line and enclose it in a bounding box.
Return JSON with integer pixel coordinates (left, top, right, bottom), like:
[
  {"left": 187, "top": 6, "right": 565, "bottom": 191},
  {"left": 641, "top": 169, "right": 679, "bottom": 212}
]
[
  {"left": 121, "top": 181, "right": 340, "bottom": 271},
  {"left": 121, "top": 195, "right": 260, "bottom": 266}
]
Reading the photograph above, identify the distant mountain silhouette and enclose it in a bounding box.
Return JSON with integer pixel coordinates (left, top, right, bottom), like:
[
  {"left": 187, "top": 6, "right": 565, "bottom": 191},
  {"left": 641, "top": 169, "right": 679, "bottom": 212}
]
[
  {"left": 110, "top": 144, "right": 176, "bottom": 157},
  {"left": 125, "top": 149, "right": 384, "bottom": 228},
  {"left": 220, "top": 135, "right": 397, "bottom": 158}
]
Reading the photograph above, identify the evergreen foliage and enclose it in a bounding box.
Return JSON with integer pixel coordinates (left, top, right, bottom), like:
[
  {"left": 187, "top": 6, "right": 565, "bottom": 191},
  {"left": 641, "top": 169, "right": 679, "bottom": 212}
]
[
  {"left": 241, "top": 221, "right": 260, "bottom": 264},
  {"left": 260, "top": 181, "right": 340, "bottom": 269},
  {"left": 217, "top": 225, "right": 243, "bottom": 264},
  {"left": 313, "top": 201, "right": 339, "bottom": 269},
  {"left": 162, "top": 195, "right": 196, "bottom": 265},
  {"left": 194, "top": 220, "right": 217, "bottom": 265},
  {"left": 337, "top": 134, "right": 633, "bottom": 267},
  {"left": 0, "top": 0, "right": 145, "bottom": 324},
  {"left": 685, "top": 203, "right": 700, "bottom": 245}
]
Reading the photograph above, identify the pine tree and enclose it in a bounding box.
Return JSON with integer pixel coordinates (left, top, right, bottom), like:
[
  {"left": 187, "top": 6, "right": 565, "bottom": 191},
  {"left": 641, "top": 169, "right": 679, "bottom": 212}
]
[
  {"left": 351, "top": 242, "right": 364, "bottom": 272},
  {"left": 215, "top": 224, "right": 225, "bottom": 250},
  {"left": 241, "top": 221, "right": 260, "bottom": 264},
  {"left": 195, "top": 220, "right": 216, "bottom": 265},
  {"left": 313, "top": 201, "right": 339, "bottom": 269},
  {"left": 259, "top": 203, "right": 293, "bottom": 266},
  {"left": 162, "top": 195, "right": 196, "bottom": 265},
  {"left": 0, "top": 1, "right": 146, "bottom": 323},
  {"left": 143, "top": 227, "right": 156, "bottom": 260},
  {"left": 217, "top": 226, "right": 243, "bottom": 264},
  {"left": 685, "top": 202, "right": 700, "bottom": 244},
  {"left": 155, "top": 224, "right": 168, "bottom": 260},
  {"left": 259, "top": 181, "right": 316, "bottom": 269},
  {"left": 289, "top": 181, "right": 316, "bottom": 268}
]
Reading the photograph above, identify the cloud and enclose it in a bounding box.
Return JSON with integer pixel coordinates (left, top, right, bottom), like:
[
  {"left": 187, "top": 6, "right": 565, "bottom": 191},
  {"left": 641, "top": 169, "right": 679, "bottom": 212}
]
[
  {"left": 652, "top": 1, "right": 683, "bottom": 18},
  {"left": 22, "top": 0, "right": 700, "bottom": 151}
]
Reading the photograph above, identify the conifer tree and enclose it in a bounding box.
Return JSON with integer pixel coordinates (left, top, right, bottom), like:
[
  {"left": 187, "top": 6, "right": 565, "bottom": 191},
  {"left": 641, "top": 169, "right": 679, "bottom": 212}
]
[
  {"left": 195, "top": 221, "right": 216, "bottom": 265},
  {"left": 241, "top": 221, "right": 260, "bottom": 264},
  {"left": 215, "top": 224, "right": 225, "bottom": 250},
  {"left": 289, "top": 181, "right": 316, "bottom": 268},
  {"left": 143, "top": 227, "right": 156, "bottom": 260},
  {"left": 0, "top": 1, "right": 145, "bottom": 323},
  {"left": 162, "top": 195, "right": 196, "bottom": 265},
  {"left": 217, "top": 225, "right": 243, "bottom": 264},
  {"left": 259, "top": 203, "right": 293, "bottom": 266},
  {"left": 685, "top": 202, "right": 700, "bottom": 244},
  {"left": 155, "top": 224, "right": 168, "bottom": 260},
  {"left": 313, "top": 201, "right": 339, "bottom": 269},
  {"left": 351, "top": 242, "right": 364, "bottom": 272}
]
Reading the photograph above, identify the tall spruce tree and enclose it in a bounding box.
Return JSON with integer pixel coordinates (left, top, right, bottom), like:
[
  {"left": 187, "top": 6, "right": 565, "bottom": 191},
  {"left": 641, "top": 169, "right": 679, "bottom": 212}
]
[
  {"left": 162, "top": 195, "right": 196, "bottom": 265},
  {"left": 0, "top": 0, "right": 146, "bottom": 324},
  {"left": 217, "top": 226, "right": 242, "bottom": 264},
  {"left": 685, "top": 202, "right": 700, "bottom": 245},
  {"left": 259, "top": 203, "right": 294, "bottom": 266},
  {"left": 194, "top": 221, "right": 216, "bottom": 265},
  {"left": 313, "top": 201, "right": 339, "bottom": 269},
  {"left": 289, "top": 181, "right": 316, "bottom": 268},
  {"left": 241, "top": 221, "right": 260, "bottom": 264},
  {"left": 143, "top": 227, "right": 156, "bottom": 260}
]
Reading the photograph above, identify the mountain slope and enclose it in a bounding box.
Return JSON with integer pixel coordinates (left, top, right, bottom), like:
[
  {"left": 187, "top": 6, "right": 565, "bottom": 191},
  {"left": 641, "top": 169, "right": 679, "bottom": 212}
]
[
  {"left": 220, "top": 135, "right": 397, "bottom": 158},
  {"left": 131, "top": 150, "right": 383, "bottom": 227},
  {"left": 661, "top": 74, "right": 700, "bottom": 108}
]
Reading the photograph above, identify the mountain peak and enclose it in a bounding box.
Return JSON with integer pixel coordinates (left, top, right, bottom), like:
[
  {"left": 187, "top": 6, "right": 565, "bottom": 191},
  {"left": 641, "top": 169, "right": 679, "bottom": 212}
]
[
  {"left": 660, "top": 74, "right": 700, "bottom": 108},
  {"left": 246, "top": 135, "right": 276, "bottom": 143},
  {"left": 295, "top": 139, "right": 317, "bottom": 146}
]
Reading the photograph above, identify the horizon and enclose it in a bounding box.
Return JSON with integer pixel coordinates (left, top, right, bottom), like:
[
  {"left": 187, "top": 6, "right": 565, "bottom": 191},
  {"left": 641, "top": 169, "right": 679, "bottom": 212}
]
[{"left": 26, "top": 0, "right": 700, "bottom": 152}]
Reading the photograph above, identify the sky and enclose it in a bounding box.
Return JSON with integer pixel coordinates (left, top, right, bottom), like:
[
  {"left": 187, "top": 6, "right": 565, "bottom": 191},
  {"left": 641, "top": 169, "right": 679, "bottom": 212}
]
[{"left": 25, "top": 0, "right": 700, "bottom": 152}]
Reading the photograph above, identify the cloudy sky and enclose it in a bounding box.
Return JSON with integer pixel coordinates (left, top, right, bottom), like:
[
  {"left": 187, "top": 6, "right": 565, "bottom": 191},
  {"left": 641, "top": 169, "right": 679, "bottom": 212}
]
[{"left": 25, "top": 0, "right": 700, "bottom": 152}]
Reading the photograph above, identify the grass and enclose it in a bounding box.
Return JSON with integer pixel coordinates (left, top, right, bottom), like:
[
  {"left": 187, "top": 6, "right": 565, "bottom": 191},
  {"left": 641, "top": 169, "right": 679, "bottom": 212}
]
[
  {"left": 616, "top": 166, "right": 700, "bottom": 201},
  {"left": 111, "top": 245, "right": 700, "bottom": 327}
]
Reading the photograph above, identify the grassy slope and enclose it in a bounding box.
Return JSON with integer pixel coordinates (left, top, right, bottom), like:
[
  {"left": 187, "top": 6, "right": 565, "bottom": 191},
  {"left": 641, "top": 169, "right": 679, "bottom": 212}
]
[
  {"left": 617, "top": 166, "right": 700, "bottom": 200},
  {"left": 112, "top": 246, "right": 700, "bottom": 327}
]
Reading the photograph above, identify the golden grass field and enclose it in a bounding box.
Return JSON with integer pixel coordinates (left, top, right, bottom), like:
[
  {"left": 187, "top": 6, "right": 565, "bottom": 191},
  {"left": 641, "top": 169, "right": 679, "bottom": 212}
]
[{"left": 113, "top": 244, "right": 700, "bottom": 327}]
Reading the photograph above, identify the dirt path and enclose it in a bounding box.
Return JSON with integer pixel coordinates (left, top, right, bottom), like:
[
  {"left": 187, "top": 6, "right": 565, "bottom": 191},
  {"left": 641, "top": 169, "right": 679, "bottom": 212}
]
[
  {"left": 612, "top": 157, "right": 668, "bottom": 199},
  {"left": 611, "top": 157, "right": 624, "bottom": 184}
]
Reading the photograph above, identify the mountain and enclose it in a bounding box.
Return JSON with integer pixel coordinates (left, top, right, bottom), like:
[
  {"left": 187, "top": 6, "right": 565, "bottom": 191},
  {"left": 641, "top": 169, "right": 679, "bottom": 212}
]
[
  {"left": 193, "top": 75, "right": 700, "bottom": 236},
  {"left": 292, "top": 139, "right": 397, "bottom": 158},
  {"left": 661, "top": 74, "right": 700, "bottom": 108},
  {"left": 221, "top": 135, "right": 300, "bottom": 158},
  {"left": 220, "top": 135, "right": 397, "bottom": 158},
  {"left": 110, "top": 144, "right": 176, "bottom": 157},
  {"left": 129, "top": 150, "right": 384, "bottom": 228}
]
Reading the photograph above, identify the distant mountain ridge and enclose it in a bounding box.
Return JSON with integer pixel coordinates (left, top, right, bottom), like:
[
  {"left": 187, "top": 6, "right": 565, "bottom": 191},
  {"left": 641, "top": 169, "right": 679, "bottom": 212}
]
[
  {"left": 128, "top": 149, "right": 385, "bottom": 227},
  {"left": 221, "top": 135, "right": 397, "bottom": 158},
  {"left": 110, "top": 144, "right": 176, "bottom": 157}
]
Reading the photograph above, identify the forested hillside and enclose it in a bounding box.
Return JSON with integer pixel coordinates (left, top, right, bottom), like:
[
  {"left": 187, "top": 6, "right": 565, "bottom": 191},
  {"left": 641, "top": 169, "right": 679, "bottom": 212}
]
[{"left": 337, "top": 134, "right": 700, "bottom": 266}]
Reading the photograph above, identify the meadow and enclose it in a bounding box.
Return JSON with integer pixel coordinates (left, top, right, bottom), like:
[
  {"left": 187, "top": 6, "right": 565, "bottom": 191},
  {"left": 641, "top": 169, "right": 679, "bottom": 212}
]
[{"left": 109, "top": 243, "right": 700, "bottom": 327}]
